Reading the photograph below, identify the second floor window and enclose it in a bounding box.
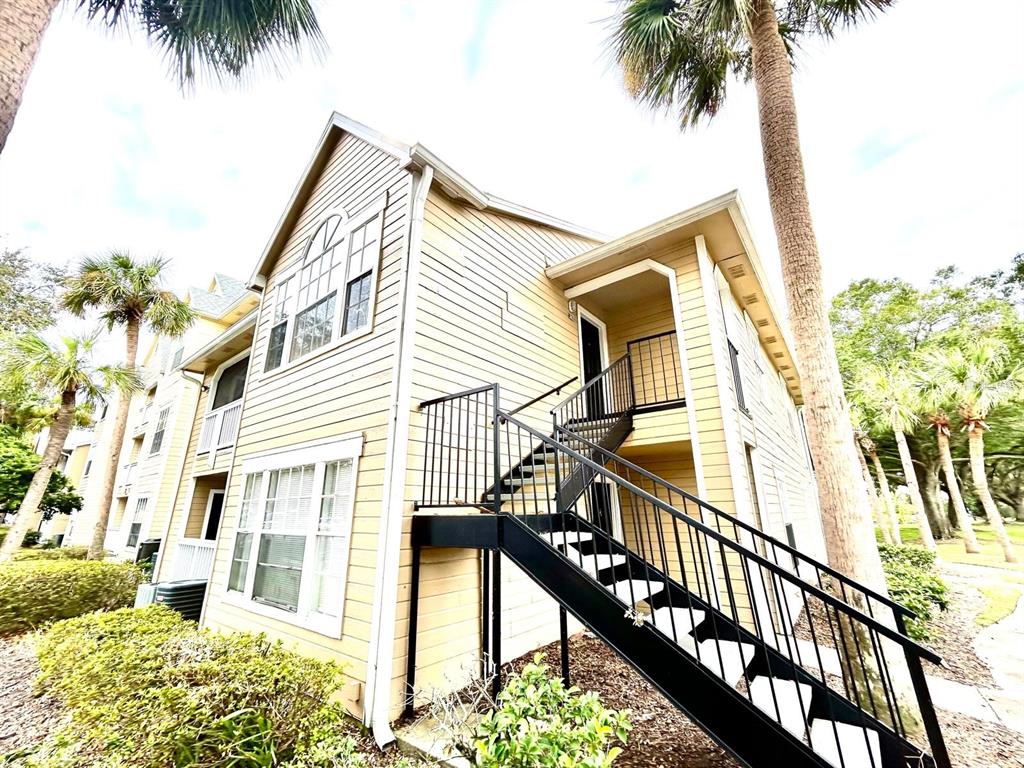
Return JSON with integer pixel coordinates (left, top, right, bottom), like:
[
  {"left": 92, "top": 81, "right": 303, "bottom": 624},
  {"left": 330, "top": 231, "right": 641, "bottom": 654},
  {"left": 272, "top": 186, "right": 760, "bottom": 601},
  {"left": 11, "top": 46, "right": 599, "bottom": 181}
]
[
  {"left": 150, "top": 407, "right": 170, "bottom": 455},
  {"left": 264, "top": 199, "right": 384, "bottom": 373},
  {"left": 212, "top": 356, "right": 249, "bottom": 409}
]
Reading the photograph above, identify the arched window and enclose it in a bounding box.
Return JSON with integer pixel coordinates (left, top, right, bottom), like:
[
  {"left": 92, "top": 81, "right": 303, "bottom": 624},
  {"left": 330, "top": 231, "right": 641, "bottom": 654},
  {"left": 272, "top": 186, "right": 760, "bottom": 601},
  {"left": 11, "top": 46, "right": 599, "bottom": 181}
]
[{"left": 264, "top": 197, "right": 385, "bottom": 372}]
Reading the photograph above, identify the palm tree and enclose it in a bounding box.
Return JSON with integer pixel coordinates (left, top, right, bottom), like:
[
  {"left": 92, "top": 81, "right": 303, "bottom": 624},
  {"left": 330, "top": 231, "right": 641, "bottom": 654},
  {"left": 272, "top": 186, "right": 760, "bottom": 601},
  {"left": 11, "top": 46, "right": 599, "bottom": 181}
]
[
  {"left": 1, "top": 0, "right": 324, "bottom": 153},
  {"left": 914, "top": 363, "right": 981, "bottom": 555},
  {"left": 0, "top": 332, "right": 137, "bottom": 560},
  {"left": 856, "top": 367, "right": 937, "bottom": 552},
  {"left": 858, "top": 431, "right": 902, "bottom": 546},
  {"left": 63, "top": 252, "right": 195, "bottom": 559},
  {"left": 609, "top": 0, "right": 895, "bottom": 596},
  {"left": 850, "top": 408, "right": 892, "bottom": 545},
  {"left": 926, "top": 341, "right": 1022, "bottom": 563}
]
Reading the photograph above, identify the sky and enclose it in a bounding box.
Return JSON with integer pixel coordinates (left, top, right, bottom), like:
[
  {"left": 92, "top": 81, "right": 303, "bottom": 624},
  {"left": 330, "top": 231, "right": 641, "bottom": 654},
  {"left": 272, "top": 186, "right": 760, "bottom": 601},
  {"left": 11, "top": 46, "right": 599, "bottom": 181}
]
[{"left": 1, "top": 0, "right": 1022, "bottom": 325}]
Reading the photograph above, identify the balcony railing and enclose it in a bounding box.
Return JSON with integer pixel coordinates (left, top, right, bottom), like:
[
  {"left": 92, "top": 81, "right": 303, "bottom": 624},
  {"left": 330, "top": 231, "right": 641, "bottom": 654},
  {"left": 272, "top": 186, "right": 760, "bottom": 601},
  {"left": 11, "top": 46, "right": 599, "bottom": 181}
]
[
  {"left": 131, "top": 404, "right": 153, "bottom": 437},
  {"left": 171, "top": 538, "right": 216, "bottom": 580},
  {"left": 118, "top": 461, "right": 137, "bottom": 491},
  {"left": 197, "top": 401, "right": 243, "bottom": 455}
]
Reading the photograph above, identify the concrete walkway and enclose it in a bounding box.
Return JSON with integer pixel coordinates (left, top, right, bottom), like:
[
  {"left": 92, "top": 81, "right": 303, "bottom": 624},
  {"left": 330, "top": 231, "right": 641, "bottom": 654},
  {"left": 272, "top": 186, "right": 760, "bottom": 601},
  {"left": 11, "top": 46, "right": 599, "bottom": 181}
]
[{"left": 973, "top": 590, "right": 1024, "bottom": 733}]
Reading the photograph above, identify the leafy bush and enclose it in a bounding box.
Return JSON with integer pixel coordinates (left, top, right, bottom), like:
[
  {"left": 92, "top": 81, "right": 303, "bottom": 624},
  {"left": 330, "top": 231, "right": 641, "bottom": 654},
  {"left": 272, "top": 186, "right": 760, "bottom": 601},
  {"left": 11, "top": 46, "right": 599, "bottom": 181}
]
[
  {"left": 20, "top": 530, "right": 40, "bottom": 547},
  {"left": 11, "top": 546, "right": 88, "bottom": 561},
  {"left": 878, "top": 544, "right": 948, "bottom": 640},
  {"left": 19, "top": 606, "right": 375, "bottom": 768},
  {"left": 474, "top": 654, "right": 632, "bottom": 767},
  {"left": 0, "top": 559, "right": 143, "bottom": 636}
]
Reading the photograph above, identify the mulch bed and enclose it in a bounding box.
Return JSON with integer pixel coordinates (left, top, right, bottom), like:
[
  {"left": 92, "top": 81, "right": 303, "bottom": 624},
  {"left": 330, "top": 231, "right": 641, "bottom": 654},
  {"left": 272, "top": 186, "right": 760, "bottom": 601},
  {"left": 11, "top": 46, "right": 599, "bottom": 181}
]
[
  {"left": 503, "top": 633, "right": 740, "bottom": 768},
  {"left": 0, "top": 635, "right": 64, "bottom": 755},
  {"left": 926, "top": 581, "right": 997, "bottom": 687},
  {"left": 938, "top": 708, "right": 1024, "bottom": 767}
]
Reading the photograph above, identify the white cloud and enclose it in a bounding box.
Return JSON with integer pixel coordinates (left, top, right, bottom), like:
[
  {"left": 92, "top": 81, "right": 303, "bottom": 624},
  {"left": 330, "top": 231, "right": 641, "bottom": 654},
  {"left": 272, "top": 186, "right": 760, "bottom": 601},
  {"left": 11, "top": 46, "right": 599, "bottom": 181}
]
[{"left": 1, "top": 0, "right": 1021, "bottom": 335}]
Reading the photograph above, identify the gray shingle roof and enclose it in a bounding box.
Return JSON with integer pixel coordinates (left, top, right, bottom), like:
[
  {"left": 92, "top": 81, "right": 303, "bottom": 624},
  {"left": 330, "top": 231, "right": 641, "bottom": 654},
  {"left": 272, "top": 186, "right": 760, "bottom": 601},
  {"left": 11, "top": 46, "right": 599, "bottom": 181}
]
[{"left": 186, "top": 273, "right": 248, "bottom": 318}]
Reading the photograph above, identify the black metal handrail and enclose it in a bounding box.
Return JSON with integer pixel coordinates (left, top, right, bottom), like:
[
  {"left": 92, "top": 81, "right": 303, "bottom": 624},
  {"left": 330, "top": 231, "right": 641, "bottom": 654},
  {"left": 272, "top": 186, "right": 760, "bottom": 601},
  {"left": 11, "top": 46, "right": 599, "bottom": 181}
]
[
  {"left": 554, "top": 424, "right": 916, "bottom": 622},
  {"left": 626, "top": 331, "right": 684, "bottom": 410},
  {"left": 496, "top": 408, "right": 948, "bottom": 768},
  {"left": 506, "top": 376, "right": 578, "bottom": 418},
  {"left": 414, "top": 384, "right": 949, "bottom": 768}
]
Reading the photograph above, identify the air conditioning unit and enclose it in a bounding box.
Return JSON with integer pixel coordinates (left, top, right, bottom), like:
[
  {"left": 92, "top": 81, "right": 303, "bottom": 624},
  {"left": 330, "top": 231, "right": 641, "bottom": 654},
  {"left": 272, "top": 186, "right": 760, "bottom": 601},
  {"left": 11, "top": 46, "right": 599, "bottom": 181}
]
[{"left": 134, "top": 582, "right": 158, "bottom": 609}]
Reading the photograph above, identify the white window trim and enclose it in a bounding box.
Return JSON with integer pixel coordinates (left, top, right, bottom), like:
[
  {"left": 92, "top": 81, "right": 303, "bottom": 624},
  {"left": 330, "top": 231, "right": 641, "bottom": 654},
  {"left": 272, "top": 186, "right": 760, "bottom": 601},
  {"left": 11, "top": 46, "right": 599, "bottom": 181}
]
[
  {"left": 197, "top": 351, "right": 250, "bottom": 456},
  {"left": 223, "top": 433, "right": 363, "bottom": 638},
  {"left": 149, "top": 404, "right": 172, "bottom": 456},
  {"left": 260, "top": 196, "right": 386, "bottom": 381},
  {"left": 124, "top": 495, "right": 150, "bottom": 549}
]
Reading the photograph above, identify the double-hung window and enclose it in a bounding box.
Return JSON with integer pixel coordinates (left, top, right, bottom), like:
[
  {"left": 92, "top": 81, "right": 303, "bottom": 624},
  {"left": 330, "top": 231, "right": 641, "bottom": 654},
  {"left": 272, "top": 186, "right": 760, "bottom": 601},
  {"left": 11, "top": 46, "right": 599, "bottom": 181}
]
[
  {"left": 126, "top": 497, "right": 148, "bottom": 548},
  {"left": 149, "top": 407, "right": 170, "bottom": 455},
  {"left": 264, "top": 198, "right": 385, "bottom": 373},
  {"left": 226, "top": 436, "right": 361, "bottom": 637}
]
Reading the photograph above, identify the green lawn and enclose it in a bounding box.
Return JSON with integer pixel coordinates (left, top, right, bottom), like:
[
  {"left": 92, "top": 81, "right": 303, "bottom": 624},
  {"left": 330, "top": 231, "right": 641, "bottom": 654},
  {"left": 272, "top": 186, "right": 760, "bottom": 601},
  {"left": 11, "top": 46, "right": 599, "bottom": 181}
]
[
  {"left": 975, "top": 583, "right": 1022, "bottom": 627},
  {"left": 896, "top": 522, "right": 1024, "bottom": 574}
]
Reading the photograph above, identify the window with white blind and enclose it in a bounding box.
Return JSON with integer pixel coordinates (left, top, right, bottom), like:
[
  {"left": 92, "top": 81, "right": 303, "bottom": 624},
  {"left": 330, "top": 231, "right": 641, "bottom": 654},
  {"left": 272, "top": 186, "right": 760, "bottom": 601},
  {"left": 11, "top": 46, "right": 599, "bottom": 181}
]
[
  {"left": 126, "top": 497, "right": 148, "bottom": 548},
  {"left": 226, "top": 436, "right": 361, "bottom": 637},
  {"left": 263, "top": 198, "right": 385, "bottom": 373},
  {"left": 149, "top": 407, "right": 170, "bottom": 455}
]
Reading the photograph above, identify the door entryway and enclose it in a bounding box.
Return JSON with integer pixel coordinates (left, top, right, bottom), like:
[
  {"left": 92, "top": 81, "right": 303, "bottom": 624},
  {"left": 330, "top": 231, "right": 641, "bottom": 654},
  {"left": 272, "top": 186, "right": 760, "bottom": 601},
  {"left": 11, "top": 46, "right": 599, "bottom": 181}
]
[{"left": 580, "top": 314, "right": 606, "bottom": 417}]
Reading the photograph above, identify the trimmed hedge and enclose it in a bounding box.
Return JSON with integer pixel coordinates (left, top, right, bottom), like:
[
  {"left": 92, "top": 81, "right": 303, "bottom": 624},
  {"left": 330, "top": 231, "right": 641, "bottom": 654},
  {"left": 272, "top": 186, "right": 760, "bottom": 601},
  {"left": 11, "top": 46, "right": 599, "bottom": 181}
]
[
  {"left": 15, "top": 606, "right": 378, "bottom": 768},
  {"left": 0, "top": 559, "right": 143, "bottom": 636},
  {"left": 11, "top": 546, "right": 89, "bottom": 561},
  {"left": 879, "top": 544, "right": 948, "bottom": 640}
]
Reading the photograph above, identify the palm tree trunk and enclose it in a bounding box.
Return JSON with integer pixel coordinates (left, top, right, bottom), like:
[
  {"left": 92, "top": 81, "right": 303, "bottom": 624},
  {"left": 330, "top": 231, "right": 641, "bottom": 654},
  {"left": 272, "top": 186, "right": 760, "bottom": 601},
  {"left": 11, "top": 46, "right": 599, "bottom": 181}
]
[
  {"left": 1017, "top": 494, "right": 1024, "bottom": 523},
  {"left": 748, "top": 2, "right": 885, "bottom": 591},
  {"left": 0, "top": 388, "right": 76, "bottom": 561},
  {"left": 869, "top": 450, "right": 901, "bottom": 544},
  {"left": 918, "top": 459, "right": 950, "bottom": 539},
  {"left": 855, "top": 438, "right": 891, "bottom": 545},
  {"left": 937, "top": 431, "right": 980, "bottom": 554},
  {"left": 0, "top": 0, "right": 61, "bottom": 154},
  {"left": 894, "top": 430, "right": 936, "bottom": 552},
  {"left": 87, "top": 316, "right": 140, "bottom": 560},
  {"left": 967, "top": 427, "right": 1019, "bottom": 563}
]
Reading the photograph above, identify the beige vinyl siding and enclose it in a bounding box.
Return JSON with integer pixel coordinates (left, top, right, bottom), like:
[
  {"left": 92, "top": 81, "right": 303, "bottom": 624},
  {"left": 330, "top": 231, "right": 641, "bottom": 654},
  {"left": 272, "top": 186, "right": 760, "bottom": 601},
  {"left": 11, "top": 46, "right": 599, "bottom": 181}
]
[
  {"left": 395, "top": 190, "right": 598, "bottom": 714},
  {"left": 201, "top": 131, "right": 413, "bottom": 718},
  {"left": 714, "top": 271, "right": 823, "bottom": 563}
]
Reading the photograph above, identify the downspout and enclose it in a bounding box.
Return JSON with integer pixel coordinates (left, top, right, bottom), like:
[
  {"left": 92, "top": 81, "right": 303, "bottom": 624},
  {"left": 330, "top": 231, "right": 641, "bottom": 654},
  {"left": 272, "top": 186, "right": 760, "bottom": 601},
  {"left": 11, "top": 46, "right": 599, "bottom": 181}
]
[
  {"left": 151, "top": 371, "right": 203, "bottom": 582},
  {"left": 365, "top": 165, "right": 433, "bottom": 746}
]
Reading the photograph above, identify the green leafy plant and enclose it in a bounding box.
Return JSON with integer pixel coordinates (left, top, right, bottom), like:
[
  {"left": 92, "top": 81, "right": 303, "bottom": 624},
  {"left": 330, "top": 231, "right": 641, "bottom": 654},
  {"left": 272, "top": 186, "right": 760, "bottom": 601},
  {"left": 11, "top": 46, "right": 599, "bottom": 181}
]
[
  {"left": 0, "top": 434, "right": 82, "bottom": 521},
  {"left": 21, "top": 606, "right": 368, "bottom": 768},
  {"left": 878, "top": 544, "right": 949, "bottom": 640},
  {"left": 474, "top": 654, "right": 631, "bottom": 768},
  {"left": 11, "top": 546, "right": 88, "bottom": 561},
  {"left": 0, "top": 559, "right": 143, "bottom": 636}
]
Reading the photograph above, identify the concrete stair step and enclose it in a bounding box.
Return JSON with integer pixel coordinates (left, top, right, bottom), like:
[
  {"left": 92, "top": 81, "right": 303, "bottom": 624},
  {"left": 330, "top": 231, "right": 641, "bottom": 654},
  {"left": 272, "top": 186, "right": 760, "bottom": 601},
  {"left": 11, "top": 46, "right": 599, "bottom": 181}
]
[
  {"left": 605, "top": 578, "right": 664, "bottom": 605},
  {"left": 696, "top": 639, "right": 756, "bottom": 686},
  {"left": 750, "top": 677, "right": 813, "bottom": 739},
  {"left": 809, "top": 720, "right": 881, "bottom": 768},
  {"left": 650, "top": 606, "right": 706, "bottom": 638}
]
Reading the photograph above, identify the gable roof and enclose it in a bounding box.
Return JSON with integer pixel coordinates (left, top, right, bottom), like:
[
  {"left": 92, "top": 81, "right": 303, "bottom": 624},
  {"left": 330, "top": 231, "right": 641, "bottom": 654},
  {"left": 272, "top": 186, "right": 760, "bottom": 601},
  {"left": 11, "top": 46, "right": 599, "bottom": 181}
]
[
  {"left": 186, "top": 272, "right": 250, "bottom": 319},
  {"left": 547, "top": 191, "right": 804, "bottom": 403},
  {"left": 248, "top": 112, "right": 604, "bottom": 288}
]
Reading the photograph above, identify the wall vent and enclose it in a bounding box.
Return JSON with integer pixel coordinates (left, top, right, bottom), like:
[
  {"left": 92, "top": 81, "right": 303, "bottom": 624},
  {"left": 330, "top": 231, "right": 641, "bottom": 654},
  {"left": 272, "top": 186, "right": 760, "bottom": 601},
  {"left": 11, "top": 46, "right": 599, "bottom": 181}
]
[
  {"left": 756, "top": 318, "right": 770, "bottom": 327},
  {"left": 773, "top": 352, "right": 784, "bottom": 359},
  {"left": 764, "top": 336, "right": 777, "bottom": 344},
  {"left": 742, "top": 293, "right": 759, "bottom": 305},
  {"left": 726, "top": 264, "right": 746, "bottom": 279}
]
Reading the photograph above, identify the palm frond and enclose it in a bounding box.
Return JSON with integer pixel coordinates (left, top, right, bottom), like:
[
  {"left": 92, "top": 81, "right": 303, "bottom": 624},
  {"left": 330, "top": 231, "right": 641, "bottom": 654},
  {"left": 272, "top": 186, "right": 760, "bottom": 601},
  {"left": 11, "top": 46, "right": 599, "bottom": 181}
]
[{"left": 145, "top": 290, "right": 196, "bottom": 337}]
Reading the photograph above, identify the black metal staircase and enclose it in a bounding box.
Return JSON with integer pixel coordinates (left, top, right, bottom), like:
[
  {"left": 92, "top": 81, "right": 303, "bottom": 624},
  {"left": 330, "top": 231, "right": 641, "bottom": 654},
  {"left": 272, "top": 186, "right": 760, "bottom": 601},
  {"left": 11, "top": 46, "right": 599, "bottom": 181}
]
[{"left": 409, "top": 368, "right": 949, "bottom": 768}]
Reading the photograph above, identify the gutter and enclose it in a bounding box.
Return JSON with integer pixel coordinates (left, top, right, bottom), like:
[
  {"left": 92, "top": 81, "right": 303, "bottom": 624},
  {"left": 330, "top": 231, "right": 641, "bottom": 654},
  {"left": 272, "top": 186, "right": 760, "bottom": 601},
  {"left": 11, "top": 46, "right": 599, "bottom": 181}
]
[{"left": 364, "top": 164, "right": 434, "bottom": 746}]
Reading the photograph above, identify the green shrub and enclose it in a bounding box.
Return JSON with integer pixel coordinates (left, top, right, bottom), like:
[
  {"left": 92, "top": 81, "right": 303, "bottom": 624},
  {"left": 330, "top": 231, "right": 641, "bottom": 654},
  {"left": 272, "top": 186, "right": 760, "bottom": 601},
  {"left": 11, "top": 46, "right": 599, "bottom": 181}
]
[
  {"left": 11, "top": 546, "right": 88, "bottom": 561},
  {"left": 474, "top": 654, "right": 632, "bottom": 767},
  {"left": 878, "top": 544, "right": 948, "bottom": 640},
  {"left": 21, "top": 530, "right": 41, "bottom": 548},
  {"left": 24, "top": 606, "right": 365, "bottom": 768},
  {"left": 0, "top": 559, "right": 143, "bottom": 636}
]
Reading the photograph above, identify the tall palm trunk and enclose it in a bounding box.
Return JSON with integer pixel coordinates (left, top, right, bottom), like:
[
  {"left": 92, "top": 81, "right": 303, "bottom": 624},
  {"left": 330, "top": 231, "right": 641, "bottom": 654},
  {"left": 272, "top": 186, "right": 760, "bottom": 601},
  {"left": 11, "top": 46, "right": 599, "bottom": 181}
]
[
  {"left": 967, "top": 427, "right": 1019, "bottom": 563},
  {"left": 936, "top": 431, "right": 980, "bottom": 554},
  {"left": 869, "top": 450, "right": 901, "bottom": 545},
  {"left": 748, "top": 2, "right": 884, "bottom": 590},
  {"left": 894, "top": 430, "right": 936, "bottom": 552},
  {"left": 0, "top": 388, "right": 76, "bottom": 561},
  {"left": 0, "top": 0, "right": 61, "bottom": 154},
  {"left": 87, "top": 316, "right": 140, "bottom": 559},
  {"left": 855, "top": 438, "right": 891, "bottom": 545}
]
